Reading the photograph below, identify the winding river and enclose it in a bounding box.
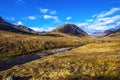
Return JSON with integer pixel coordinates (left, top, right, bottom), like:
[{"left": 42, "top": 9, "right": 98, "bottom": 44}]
[{"left": 0, "top": 47, "right": 72, "bottom": 71}]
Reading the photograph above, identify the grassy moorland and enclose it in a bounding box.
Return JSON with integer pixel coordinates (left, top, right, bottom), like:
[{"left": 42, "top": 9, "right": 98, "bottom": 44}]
[
  {"left": 0, "top": 34, "right": 120, "bottom": 80},
  {"left": 0, "top": 30, "right": 100, "bottom": 61}
]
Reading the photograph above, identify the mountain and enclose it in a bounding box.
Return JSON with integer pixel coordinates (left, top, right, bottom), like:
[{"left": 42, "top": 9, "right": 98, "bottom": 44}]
[
  {"left": 107, "top": 28, "right": 120, "bottom": 37},
  {"left": 16, "top": 25, "right": 35, "bottom": 33},
  {"left": 92, "top": 28, "right": 118, "bottom": 38},
  {"left": 0, "top": 16, "right": 35, "bottom": 34},
  {"left": 51, "top": 24, "right": 88, "bottom": 37},
  {"left": 92, "top": 32, "right": 106, "bottom": 38}
]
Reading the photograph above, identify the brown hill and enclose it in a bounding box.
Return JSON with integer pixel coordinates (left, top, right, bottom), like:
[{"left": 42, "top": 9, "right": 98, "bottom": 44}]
[
  {"left": 51, "top": 24, "right": 88, "bottom": 37},
  {"left": 0, "top": 16, "right": 35, "bottom": 34}
]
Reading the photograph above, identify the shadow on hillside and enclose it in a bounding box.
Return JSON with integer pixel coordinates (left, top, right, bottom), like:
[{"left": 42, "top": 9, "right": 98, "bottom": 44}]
[
  {"left": 6, "top": 75, "right": 32, "bottom": 80},
  {"left": 40, "top": 33, "right": 64, "bottom": 37},
  {"left": 61, "top": 75, "right": 120, "bottom": 80},
  {"left": 15, "top": 76, "right": 32, "bottom": 80}
]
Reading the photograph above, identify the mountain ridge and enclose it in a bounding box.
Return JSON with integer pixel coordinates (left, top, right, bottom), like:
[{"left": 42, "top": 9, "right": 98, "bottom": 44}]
[
  {"left": 0, "top": 16, "right": 36, "bottom": 34},
  {"left": 107, "top": 28, "right": 120, "bottom": 37},
  {"left": 92, "top": 28, "right": 119, "bottom": 38}
]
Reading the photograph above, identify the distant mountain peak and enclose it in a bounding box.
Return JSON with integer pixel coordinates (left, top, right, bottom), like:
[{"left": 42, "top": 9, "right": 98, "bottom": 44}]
[
  {"left": 107, "top": 28, "right": 120, "bottom": 37},
  {"left": 17, "top": 25, "right": 34, "bottom": 32},
  {"left": 51, "top": 24, "right": 88, "bottom": 37},
  {"left": 92, "top": 28, "right": 119, "bottom": 38}
]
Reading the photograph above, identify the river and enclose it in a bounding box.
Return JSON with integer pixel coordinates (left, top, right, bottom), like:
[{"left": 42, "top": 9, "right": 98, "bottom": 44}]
[{"left": 0, "top": 47, "right": 72, "bottom": 71}]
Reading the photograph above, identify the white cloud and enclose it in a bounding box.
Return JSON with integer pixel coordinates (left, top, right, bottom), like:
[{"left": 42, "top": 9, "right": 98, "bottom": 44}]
[
  {"left": 17, "top": 21, "right": 23, "bottom": 25},
  {"left": 77, "top": 23, "right": 88, "bottom": 27},
  {"left": 5, "top": 17, "right": 15, "bottom": 21},
  {"left": 50, "top": 10, "right": 57, "bottom": 15},
  {"left": 87, "top": 15, "right": 120, "bottom": 31},
  {"left": 117, "top": 22, "right": 120, "bottom": 26},
  {"left": 104, "top": 19, "right": 115, "bottom": 25},
  {"left": 43, "top": 15, "right": 60, "bottom": 22},
  {"left": 47, "top": 27, "right": 55, "bottom": 31},
  {"left": 28, "top": 16, "right": 36, "bottom": 20},
  {"left": 88, "top": 25, "right": 114, "bottom": 31},
  {"left": 43, "top": 15, "right": 51, "bottom": 19},
  {"left": 92, "top": 14, "right": 97, "bottom": 18},
  {"left": 77, "top": 7, "right": 120, "bottom": 33},
  {"left": 39, "top": 8, "right": 57, "bottom": 15},
  {"left": 40, "top": 8, "right": 49, "bottom": 13},
  {"left": 30, "top": 27, "right": 44, "bottom": 32},
  {"left": 16, "top": 0, "right": 24, "bottom": 5},
  {"left": 87, "top": 19, "right": 93, "bottom": 22},
  {"left": 30, "top": 27, "right": 55, "bottom": 32},
  {"left": 66, "top": 17, "right": 72, "bottom": 20},
  {"left": 20, "top": 15, "right": 40, "bottom": 21},
  {"left": 97, "top": 7, "right": 120, "bottom": 18}
]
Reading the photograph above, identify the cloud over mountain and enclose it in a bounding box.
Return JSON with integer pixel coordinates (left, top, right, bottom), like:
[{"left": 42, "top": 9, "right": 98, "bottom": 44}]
[{"left": 78, "top": 7, "right": 120, "bottom": 33}]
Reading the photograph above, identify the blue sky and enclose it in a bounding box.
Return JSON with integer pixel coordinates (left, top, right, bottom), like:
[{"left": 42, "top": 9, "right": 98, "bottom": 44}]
[{"left": 0, "top": 0, "right": 120, "bottom": 33}]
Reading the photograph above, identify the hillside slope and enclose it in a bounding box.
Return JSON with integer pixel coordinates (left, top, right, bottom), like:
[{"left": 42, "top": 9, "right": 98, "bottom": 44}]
[
  {"left": 0, "top": 29, "right": 98, "bottom": 61},
  {"left": 0, "top": 16, "right": 35, "bottom": 34},
  {"left": 51, "top": 24, "right": 89, "bottom": 37}
]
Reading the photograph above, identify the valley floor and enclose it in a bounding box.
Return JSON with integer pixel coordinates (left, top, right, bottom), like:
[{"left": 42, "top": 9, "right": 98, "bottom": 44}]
[{"left": 0, "top": 41, "right": 120, "bottom": 80}]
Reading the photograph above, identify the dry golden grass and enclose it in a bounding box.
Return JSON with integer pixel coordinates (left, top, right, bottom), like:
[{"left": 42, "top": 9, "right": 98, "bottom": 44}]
[
  {"left": 0, "top": 40, "right": 120, "bottom": 80},
  {"left": 0, "top": 30, "right": 120, "bottom": 80},
  {"left": 0, "top": 30, "right": 99, "bottom": 60}
]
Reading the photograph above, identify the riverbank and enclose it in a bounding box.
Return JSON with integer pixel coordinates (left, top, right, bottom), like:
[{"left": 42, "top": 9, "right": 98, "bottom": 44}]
[{"left": 0, "top": 47, "right": 73, "bottom": 71}]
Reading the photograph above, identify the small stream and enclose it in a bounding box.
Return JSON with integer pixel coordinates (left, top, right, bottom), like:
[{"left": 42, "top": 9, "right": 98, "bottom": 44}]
[{"left": 0, "top": 47, "right": 72, "bottom": 71}]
